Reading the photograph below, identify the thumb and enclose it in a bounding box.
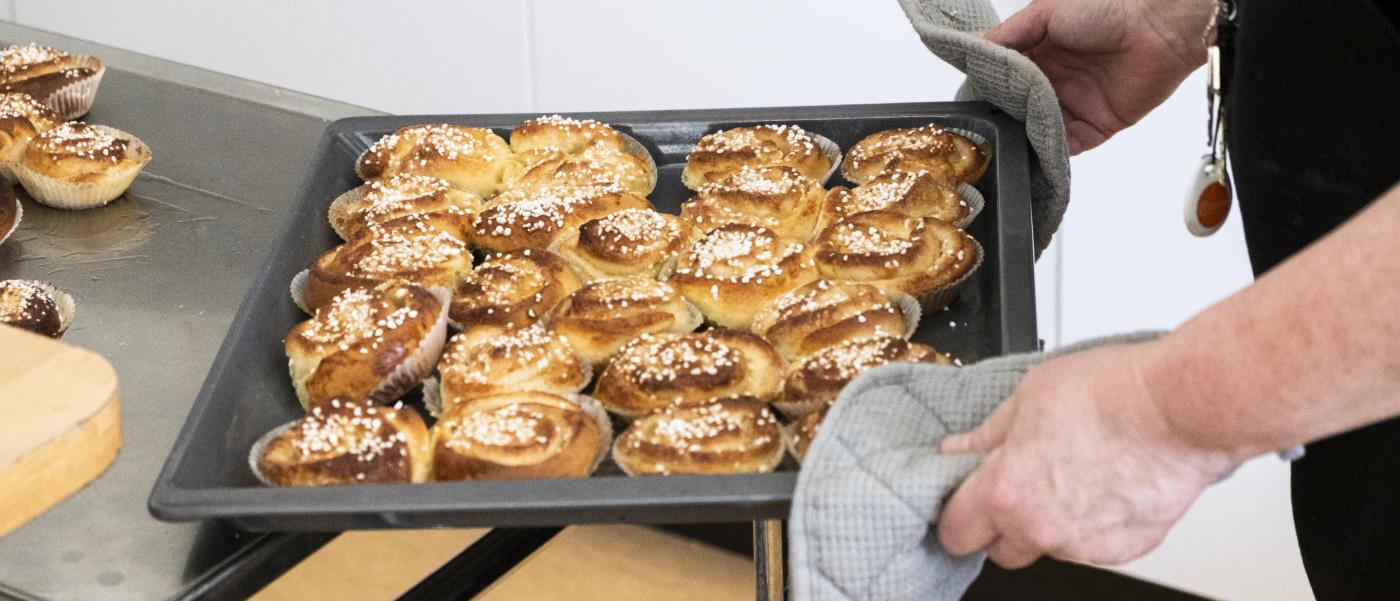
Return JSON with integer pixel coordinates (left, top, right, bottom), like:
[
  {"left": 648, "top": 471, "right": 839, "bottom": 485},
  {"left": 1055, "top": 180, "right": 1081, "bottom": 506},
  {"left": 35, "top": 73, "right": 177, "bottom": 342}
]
[
  {"left": 941, "top": 397, "right": 1017, "bottom": 454},
  {"left": 983, "top": 2, "right": 1050, "bottom": 52}
]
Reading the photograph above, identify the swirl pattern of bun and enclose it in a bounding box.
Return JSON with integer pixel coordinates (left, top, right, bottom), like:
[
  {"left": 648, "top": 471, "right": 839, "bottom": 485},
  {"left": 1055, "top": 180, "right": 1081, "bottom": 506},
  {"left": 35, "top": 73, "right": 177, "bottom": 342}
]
[
  {"left": 680, "top": 166, "right": 824, "bottom": 240},
  {"left": 751, "top": 280, "right": 913, "bottom": 362},
  {"left": 682, "top": 124, "right": 833, "bottom": 189},
  {"left": 304, "top": 215, "right": 472, "bottom": 312},
  {"left": 16, "top": 122, "right": 152, "bottom": 208},
  {"left": 285, "top": 282, "right": 448, "bottom": 410},
  {"left": 0, "top": 93, "right": 58, "bottom": 179},
  {"left": 813, "top": 210, "right": 980, "bottom": 309},
  {"left": 594, "top": 329, "right": 782, "bottom": 419},
  {"left": 665, "top": 224, "right": 818, "bottom": 329},
  {"left": 843, "top": 124, "right": 990, "bottom": 185},
  {"left": 432, "top": 391, "right": 607, "bottom": 481},
  {"left": 549, "top": 277, "right": 703, "bottom": 366},
  {"left": 255, "top": 400, "right": 431, "bottom": 485},
  {"left": 787, "top": 405, "right": 827, "bottom": 463},
  {"left": 329, "top": 174, "right": 481, "bottom": 240},
  {"left": 473, "top": 184, "right": 652, "bottom": 253},
  {"left": 356, "top": 124, "right": 514, "bottom": 198},
  {"left": 437, "top": 325, "right": 590, "bottom": 413},
  {"left": 780, "top": 336, "right": 950, "bottom": 418},
  {"left": 449, "top": 248, "right": 580, "bottom": 330},
  {"left": 820, "top": 169, "right": 970, "bottom": 231},
  {"left": 0, "top": 279, "right": 63, "bottom": 337},
  {"left": 550, "top": 208, "right": 692, "bottom": 281},
  {"left": 508, "top": 116, "right": 655, "bottom": 196},
  {"left": 613, "top": 397, "right": 785, "bottom": 475}
]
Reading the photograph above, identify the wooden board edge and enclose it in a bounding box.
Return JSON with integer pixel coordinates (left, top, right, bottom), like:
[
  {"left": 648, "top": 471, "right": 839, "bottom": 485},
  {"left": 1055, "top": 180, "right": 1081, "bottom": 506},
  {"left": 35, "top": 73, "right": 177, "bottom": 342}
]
[{"left": 0, "top": 392, "right": 122, "bottom": 539}]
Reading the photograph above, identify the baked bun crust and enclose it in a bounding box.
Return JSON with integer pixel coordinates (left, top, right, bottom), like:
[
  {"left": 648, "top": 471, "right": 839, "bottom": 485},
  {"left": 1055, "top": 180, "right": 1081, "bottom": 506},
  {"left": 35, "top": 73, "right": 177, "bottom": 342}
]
[
  {"left": 842, "top": 125, "right": 989, "bottom": 185},
  {"left": 473, "top": 184, "right": 652, "bottom": 253},
  {"left": 356, "top": 124, "right": 514, "bottom": 198},
  {"left": 507, "top": 116, "right": 656, "bottom": 196},
  {"left": 812, "top": 210, "right": 980, "bottom": 310},
  {"left": 329, "top": 174, "right": 481, "bottom": 240},
  {"left": 0, "top": 92, "right": 58, "bottom": 179},
  {"left": 0, "top": 45, "right": 102, "bottom": 118},
  {"left": 449, "top": 248, "right": 580, "bottom": 330},
  {"left": 550, "top": 208, "right": 692, "bottom": 281},
  {"left": 594, "top": 329, "right": 783, "bottom": 419},
  {"left": 787, "top": 405, "right": 826, "bottom": 463},
  {"left": 304, "top": 214, "right": 473, "bottom": 312},
  {"left": 285, "top": 282, "right": 448, "bottom": 410},
  {"left": 432, "top": 391, "right": 607, "bottom": 481},
  {"left": 510, "top": 115, "right": 630, "bottom": 156},
  {"left": 549, "top": 277, "right": 703, "bottom": 367},
  {"left": 17, "top": 122, "right": 151, "bottom": 207},
  {"left": 437, "top": 325, "right": 591, "bottom": 413},
  {"left": 750, "top": 280, "right": 914, "bottom": 362},
  {"left": 779, "top": 336, "right": 950, "bottom": 418},
  {"left": 819, "top": 169, "right": 970, "bottom": 232},
  {"left": 665, "top": 224, "right": 818, "bottom": 329},
  {"left": 682, "top": 124, "right": 832, "bottom": 190},
  {"left": 680, "top": 166, "right": 824, "bottom": 240},
  {"left": 255, "top": 400, "right": 432, "bottom": 485},
  {"left": 613, "top": 397, "right": 785, "bottom": 476},
  {"left": 0, "top": 278, "right": 62, "bottom": 337}
]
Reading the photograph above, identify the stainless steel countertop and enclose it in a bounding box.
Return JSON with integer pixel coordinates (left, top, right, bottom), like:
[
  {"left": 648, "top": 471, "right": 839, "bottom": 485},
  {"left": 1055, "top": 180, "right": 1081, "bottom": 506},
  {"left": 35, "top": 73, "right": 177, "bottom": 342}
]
[{"left": 0, "top": 22, "right": 379, "bottom": 601}]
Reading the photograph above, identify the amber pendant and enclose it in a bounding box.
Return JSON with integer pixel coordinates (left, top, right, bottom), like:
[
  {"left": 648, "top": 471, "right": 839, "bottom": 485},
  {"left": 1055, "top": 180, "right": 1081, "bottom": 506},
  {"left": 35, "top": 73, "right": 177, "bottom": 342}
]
[{"left": 1185, "top": 155, "right": 1232, "bottom": 237}]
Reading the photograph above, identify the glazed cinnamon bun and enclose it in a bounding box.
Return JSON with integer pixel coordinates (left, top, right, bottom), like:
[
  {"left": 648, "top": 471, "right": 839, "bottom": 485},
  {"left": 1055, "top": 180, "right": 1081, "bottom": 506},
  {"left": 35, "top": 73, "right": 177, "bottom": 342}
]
[
  {"left": 842, "top": 124, "right": 990, "bottom": 185},
  {"left": 472, "top": 184, "right": 652, "bottom": 253},
  {"left": 812, "top": 210, "right": 981, "bottom": 310},
  {"left": 432, "top": 391, "right": 610, "bottom": 481},
  {"left": 299, "top": 214, "right": 473, "bottom": 312},
  {"left": 0, "top": 92, "right": 59, "bottom": 180},
  {"left": 15, "top": 122, "right": 152, "bottom": 209},
  {"left": 448, "top": 248, "right": 581, "bottom": 330},
  {"left": 665, "top": 224, "right": 818, "bottom": 330},
  {"left": 593, "top": 329, "right": 783, "bottom": 419},
  {"left": 778, "top": 335, "right": 950, "bottom": 418},
  {"left": 549, "top": 277, "right": 703, "bottom": 367},
  {"left": 613, "top": 397, "right": 785, "bottom": 476},
  {"left": 786, "top": 405, "right": 826, "bottom": 463},
  {"left": 682, "top": 124, "right": 834, "bottom": 189},
  {"left": 328, "top": 174, "right": 481, "bottom": 240},
  {"left": 750, "top": 280, "right": 919, "bottom": 362},
  {"left": 819, "top": 169, "right": 973, "bottom": 231},
  {"left": 436, "top": 325, "right": 591, "bottom": 413},
  {"left": 252, "top": 399, "right": 432, "bottom": 486},
  {"left": 679, "top": 166, "right": 825, "bottom": 240},
  {"left": 549, "top": 208, "right": 692, "bottom": 281},
  {"left": 356, "top": 124, "right": 514, "bottom": 198}
]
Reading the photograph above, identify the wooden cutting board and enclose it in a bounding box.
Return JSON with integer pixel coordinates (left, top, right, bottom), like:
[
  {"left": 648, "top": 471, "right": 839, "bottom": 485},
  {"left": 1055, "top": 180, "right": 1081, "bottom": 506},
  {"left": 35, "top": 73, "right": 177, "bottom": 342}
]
[{"left": 0, "top": 325, "right": 121, "bottom": 539}]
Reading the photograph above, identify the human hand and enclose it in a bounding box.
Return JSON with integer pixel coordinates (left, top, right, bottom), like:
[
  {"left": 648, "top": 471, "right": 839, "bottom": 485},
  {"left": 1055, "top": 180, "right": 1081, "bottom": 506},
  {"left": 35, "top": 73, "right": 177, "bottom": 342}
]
[
  {"left": 986, "top": 0, "right": 1213, "bottom": 153},
  {"left": 935, "top": 342, "right": 1239, "bottom": 568}
]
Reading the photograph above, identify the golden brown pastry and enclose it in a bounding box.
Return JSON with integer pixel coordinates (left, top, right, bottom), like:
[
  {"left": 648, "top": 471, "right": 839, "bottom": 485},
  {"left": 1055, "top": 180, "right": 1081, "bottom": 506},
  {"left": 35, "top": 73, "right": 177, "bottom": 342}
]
[
  {"left": 300, "top": 214, "right": 473, "bottom": 312},
  {"left": 778, "top": 336, "right": 950, "bottom": 418},
  {"left": 593, "top": 329, "right": 783, "bottom": 419},
  {"left": 506, "top": 115, "right": 656, "bottom": 196},
  {"left": 549, "top": 277, "right": 703, "bottom": 367},
  {"left": 15, "top": 122, "right": 152, "bottom": 209},
  {"left": 0, "top": 182, "right": 18, "bottom": 246},
  {"left": 750, "top": 280, "right": 917, "bottom": 362},
  {"left": 284, "top": 281, "right": 449, "bottom": 410},
  {"left": 328, "top": 173, "right": 482, "bottom": 240},
  {"left": 680, "top": 166, "right": 824, "bottom": 240},
  {"left": 431, "top": 391, "right": 609, "bottom": 481},
  {"left": 437, "top": 325, "right": 591, "bottom": 414},
  {"left": 549, "top": 208, "right": 692, "bottom": 281},
  {"left": 842, "top": 124, "right": 990, "bottom": 185},
  {"left": 613, "top": 397, "right": 785, "bottom": 476},
  {"left": 0, "top": 279, "right": 73, "bottom": 338},
  {"left": 819, "top": 169, "right": 973, "bottom": 231},
  {"left": 665, "top": 224, "right": 818, "bottom": 330},
  {"left": 812, "top": 210, "right": 981, "bottom": 310},
  {"left": 253, "top": 399, "right": 432, "bottom": 486},
  {"left": 787, "top": 405, "right": 827, "bottom": 463},
  {"left": 682, "top": 124, "right": 833, "bottom": 190},
  {"left": 0, "top": 92, "right": 59, "bottom": 180},
  {"left": 356, "top": 124, "right": 514, "bottom": 198},
  {"left": 449, "top": 248, "right": 580, "bottom": 330},
  {"left": 0, "top": 44, "right": 103, "bottom": 120},
  {"left": 473, "top": 184, "right": 652, "bottom": 253},
  {"left": 510, "top": 115, "right": 631, "bottom": 155}
]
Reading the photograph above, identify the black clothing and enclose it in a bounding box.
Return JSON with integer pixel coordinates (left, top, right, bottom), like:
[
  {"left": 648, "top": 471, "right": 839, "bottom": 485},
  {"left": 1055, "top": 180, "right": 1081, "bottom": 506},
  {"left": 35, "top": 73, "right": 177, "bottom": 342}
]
[{"left": 1229, "top": 0, "right": 1400, "bottom": 598}]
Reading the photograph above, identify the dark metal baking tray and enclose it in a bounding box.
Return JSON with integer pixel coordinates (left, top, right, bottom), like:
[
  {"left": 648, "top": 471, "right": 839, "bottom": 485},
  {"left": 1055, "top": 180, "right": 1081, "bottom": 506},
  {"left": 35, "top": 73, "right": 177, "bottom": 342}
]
[{"left": 148, "top": 102, "right": 1037, "bottom": 531}]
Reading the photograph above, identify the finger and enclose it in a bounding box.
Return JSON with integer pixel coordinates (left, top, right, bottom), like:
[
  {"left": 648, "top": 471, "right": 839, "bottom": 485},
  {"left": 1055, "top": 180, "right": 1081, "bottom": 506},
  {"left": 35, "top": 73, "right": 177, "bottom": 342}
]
[
  {"left": 937, "top": 461, "right": 1000, "bottom": 556},
  {"left": 940, "top": 396, "right": 1017, "bottom": 455},
  {"left": 983, "top": 2, "right": 1049, "bottom": 52},
  {"left": 986, "top": 537, "right": 1044, "bottom": 569}
]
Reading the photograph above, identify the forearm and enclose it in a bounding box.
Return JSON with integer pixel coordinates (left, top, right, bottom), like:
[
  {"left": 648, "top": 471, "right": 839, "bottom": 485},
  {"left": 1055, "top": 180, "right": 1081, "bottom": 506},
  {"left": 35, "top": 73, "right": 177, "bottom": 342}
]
[{"left": 1143, "top": 184, "right": 1400, "bottom": 460}]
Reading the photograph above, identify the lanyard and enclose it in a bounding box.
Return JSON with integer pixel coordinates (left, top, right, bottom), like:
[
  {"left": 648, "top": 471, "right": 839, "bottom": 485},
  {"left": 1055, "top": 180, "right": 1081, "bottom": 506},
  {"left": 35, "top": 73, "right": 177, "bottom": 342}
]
[{"left": 1186, "top": 0, "right": 1237, "bottom": 236}]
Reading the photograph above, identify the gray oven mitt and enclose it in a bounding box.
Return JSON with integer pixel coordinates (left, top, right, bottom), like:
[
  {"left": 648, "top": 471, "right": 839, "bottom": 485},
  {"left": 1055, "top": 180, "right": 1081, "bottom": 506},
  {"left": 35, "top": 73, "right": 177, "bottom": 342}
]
[
  {"left": 896, "top": 0, "right": 1071, "bottom": 255},
  {"left": 788, "top": 332, "right": 1162, "bottom": 601}
]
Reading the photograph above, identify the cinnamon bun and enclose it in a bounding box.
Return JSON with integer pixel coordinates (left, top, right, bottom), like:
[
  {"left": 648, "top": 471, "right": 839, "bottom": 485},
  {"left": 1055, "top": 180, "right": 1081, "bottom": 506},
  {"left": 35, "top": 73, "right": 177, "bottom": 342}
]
[
  {"left": 613, "top": 397, "right": 785, "bottom": 476},
  {"left": 0, "top": 44, "right": 103, "bottom": 120},
  {"left": 0, "top": 279, "right": 73, "bottom": 338},
  {"left": 679, "top": 166, "right": 824, "bottom": 240},
  {"left": 472, "top": 184, "right": 652, "bottom": 253},
  {"left": 750, "top": 280, "right": 919, "bottom": 362},
  {"left": 299, "top": 214, "right": 473, "bottom": 312},
  {"left": 448, "top": 248, "right": 580, "bottom": 330},
  {"left": 682, "top": 124, "right": 833, "bottom": 190},
  {"left": 819, "top": 169, "right": 973, "bottom": 231},
  {"left": 593, "top": 329, "right": 783, "bottom": 419},
  {"left": 778, "top": 336, "right": 950, "bottom": 418},
  {"left": 0, "top": 92, "right": 59, "bottom": 180},
  {"left": 436, "top": 325, "right": 591, "bottom": 413},
  {"left": 432, "top": 391, "right": 610, "bottom": 481},
  {"left": 328, "top": 174, "right": 481, "bottom": 240},
  {"left": 549, "top": 208, "right": 692, "bottom": 281},
  {"left": 842, "top": 124, "right": 990, "bottom": 185},
  {"left": 812, "top": 210, "right": 981, "bottom": 310},
  {"left": 252, "top": 399, "right": 432, "bottom": 486},
  {"left": 356, "top": 124, "right": 514, "bottom": 198},
  {"left": 15, "top": 122, "right": 151, "bottom": 209},
  {"left": 549, "top": 277, "right": 703, "bottom": 367},
  {"left": 786, "top": 405, "right": 826, "bottom": 463},
  {"left": 665, "top": 224, "right": 818, "bottom": 330}
]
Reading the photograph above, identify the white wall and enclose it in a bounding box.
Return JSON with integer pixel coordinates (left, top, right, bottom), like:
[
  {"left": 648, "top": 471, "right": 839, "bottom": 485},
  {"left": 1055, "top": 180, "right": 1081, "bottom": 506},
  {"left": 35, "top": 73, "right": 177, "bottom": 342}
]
[{"left": 8, "top": 1, "right": 1311, "bottom": 598}]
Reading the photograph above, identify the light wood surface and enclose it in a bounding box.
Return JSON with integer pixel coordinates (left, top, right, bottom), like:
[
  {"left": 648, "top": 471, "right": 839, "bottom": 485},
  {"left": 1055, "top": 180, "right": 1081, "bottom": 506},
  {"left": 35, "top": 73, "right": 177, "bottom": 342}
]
[
  {"left": 0, "top": 325, "right": 121, "bottom": 539},
  {"left": 254, "top": 525, "right": 753, "bottom": 601}
]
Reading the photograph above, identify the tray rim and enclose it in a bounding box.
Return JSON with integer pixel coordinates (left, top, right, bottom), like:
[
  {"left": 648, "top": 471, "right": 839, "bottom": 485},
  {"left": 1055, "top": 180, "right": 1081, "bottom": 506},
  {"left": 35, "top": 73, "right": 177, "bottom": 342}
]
[{"left": 148, "top": 101, "right": 1037, "bottom": 530}]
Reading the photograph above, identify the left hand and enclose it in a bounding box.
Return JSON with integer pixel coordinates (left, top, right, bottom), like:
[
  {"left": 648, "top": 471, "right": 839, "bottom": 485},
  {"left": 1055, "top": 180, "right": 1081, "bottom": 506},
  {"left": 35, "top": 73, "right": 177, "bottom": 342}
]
[{"left": 936, "top": 342, "right": 1239, "bottom": 568}]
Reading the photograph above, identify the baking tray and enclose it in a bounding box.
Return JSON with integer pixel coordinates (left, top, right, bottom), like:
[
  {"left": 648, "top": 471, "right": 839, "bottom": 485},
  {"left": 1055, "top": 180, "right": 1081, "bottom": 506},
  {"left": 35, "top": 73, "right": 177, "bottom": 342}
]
[{"left": 149, "top": 102, "right": 1037, "bottom": 531}]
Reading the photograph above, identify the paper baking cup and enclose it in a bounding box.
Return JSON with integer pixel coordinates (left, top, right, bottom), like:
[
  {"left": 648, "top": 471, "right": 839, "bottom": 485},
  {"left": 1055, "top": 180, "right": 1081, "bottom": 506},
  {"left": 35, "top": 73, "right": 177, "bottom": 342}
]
[
  {"left": 43, "top": 57, "right": 105, "bottom": 121},
  {"left": 944, "top": 126, "right": 994, "bottom": 184},
  {"left": 613, "top": 411, "right": 788, "bottom": 476},
  {"left": 952, "top": 183, "right": 985, "bottom": 229},
  {"left": 247, "top": 421, "right": 295, "bottom": 486},
  {"left": 327, "top": 184, "right": 368, "bottom": 240},
  {"left": 809, "top": 131, "right": 844, "bottom": 186},
  {"left": 421, "top": 376, "right": 444, "bottom": 418},
  {"left": 15, "top": 126, "right": 151, "bottom": 209},
  {"left": 887, "top": 291, "right": 923, "bottom": 339},
  {"left": 12, "top": 279, "right": 76, "bottom": 338},
  {"left": 289, "top": 269, "right": 312, "bottom": 314},
  {"left": 361, "top": 286, "right": 452, "bottom": 405},
  {"left": 619, "top": 132, "right": 659, "bottom": 196},
  {"left": 774, "top": 397, "right": 824, "bottom": 420},
  {"left": 563, "top": 392, "right": 615, "bottom": 476},
  {"left": 918, "top": 236, "right": 985, "bottom": 312},
  {"left": 0, "top": 187, "right": 19, "bottom": 247}
]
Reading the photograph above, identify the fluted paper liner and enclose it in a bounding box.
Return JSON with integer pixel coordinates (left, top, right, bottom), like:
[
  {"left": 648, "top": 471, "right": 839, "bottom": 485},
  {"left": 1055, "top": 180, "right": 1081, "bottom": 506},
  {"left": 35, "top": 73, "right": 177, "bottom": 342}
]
[
  {"left": 9, "top": 279, "right": 75, "bottom": 338},
  {"left": 918, "top": 235, "right": 984, "bottom": 312},
  {"left": 619, "top": 131, "right": 659, "bottom": 196},
  {"left": 0, "top": 188, "right": 19, "bottom": 246},
  {"left": 15, "top": 125, "right": 151, "bottom": 209},
  {"left": 289, "top": 269, "right": 311, "bottom": 314},
  {"left": 248, "top": 421, "right": 296, "bottom": 486},
  {"left": 952, "top": 182, "right": 985, "bottom": 229},
  {"left": 42, "top": 56, "right": 104, "bottom": 121}
]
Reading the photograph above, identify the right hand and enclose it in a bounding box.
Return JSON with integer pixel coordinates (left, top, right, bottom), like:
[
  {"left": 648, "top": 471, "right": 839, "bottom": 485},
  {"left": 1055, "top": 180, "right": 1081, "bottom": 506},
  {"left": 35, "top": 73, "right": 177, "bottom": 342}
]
[{"left": 987, "top": 0, "right": 1213, "bottom": 154}]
